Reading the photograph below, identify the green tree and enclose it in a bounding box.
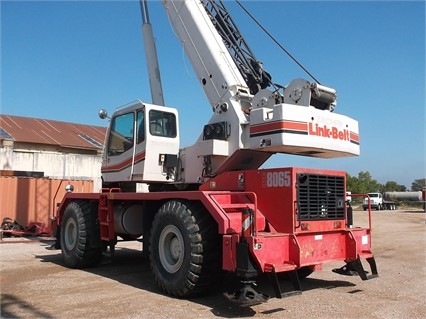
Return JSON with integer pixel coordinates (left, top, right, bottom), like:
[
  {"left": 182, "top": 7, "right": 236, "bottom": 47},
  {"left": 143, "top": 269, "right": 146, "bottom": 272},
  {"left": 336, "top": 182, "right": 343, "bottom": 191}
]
[
  {"left": 357, "top": 171, "right": 382, "bottom": 193},
  {"left": 382, "top": 181, "right": 407, "bottom": 192},
  {"left": 346, "top": 171, "right": 382, "bottom": 204},
  {"left": 347, "top": 173, "right": 364, "bottom": 194},
  {"left": 411, "top": 178, "right": 426, "bottom": 191}
]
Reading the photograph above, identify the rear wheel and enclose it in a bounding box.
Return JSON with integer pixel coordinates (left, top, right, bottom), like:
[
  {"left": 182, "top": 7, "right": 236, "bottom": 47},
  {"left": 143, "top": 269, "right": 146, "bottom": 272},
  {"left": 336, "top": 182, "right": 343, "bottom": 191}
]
[
  {"left": 149, "top": 200, "right": 220, "bottom": 297},
  {"left": 60, "top": 200, "right": 102, "bottom": 268}
]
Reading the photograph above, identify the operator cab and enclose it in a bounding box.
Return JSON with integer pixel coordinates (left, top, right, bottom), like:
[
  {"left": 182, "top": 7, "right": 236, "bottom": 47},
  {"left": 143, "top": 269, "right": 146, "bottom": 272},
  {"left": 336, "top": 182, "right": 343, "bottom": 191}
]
[{"left": 100, "top": 100, "right": 179, "bottom": 186}]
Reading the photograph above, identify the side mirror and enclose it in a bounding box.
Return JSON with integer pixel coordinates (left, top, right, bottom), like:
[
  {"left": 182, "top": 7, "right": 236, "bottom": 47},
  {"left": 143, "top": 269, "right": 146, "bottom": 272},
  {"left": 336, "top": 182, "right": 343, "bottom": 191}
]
[
  {"left": 98, "top": 109, "right": 109, "bottom": 119},
  {"left": 65, "top": 184, "right": 74, "bottom": 193}
]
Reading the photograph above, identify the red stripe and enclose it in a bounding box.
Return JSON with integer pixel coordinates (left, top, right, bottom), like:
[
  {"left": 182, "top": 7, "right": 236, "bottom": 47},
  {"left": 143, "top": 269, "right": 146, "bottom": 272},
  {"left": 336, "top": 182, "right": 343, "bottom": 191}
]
[
  {"left": 101, "top": 151, "right": 146, "bottom": 173},
  {"left": 250, "top": 120, "right": 308, "bottom": 134},
  {"left": 350, "top": 132, "right": 359, "bottom": 143}
]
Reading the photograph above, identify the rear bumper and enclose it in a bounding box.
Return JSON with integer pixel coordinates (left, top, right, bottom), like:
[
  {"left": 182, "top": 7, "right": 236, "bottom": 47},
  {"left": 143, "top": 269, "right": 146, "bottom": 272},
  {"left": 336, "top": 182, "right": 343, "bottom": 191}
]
[{"left": 222, "top": 227, "right": 374, "bottom": 274}]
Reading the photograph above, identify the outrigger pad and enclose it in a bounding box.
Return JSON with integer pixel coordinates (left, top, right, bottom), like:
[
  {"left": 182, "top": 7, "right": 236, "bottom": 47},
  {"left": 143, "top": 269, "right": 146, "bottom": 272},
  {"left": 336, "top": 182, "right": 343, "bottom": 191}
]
[
  {"left": 332, "top": 264, "right": 359, "bottom": 277},
  {"left": 333, "top": 257, "right": 378, "bottom": 280},
  {"left": 224, "top": 284, "right": 269, "bottom": 307}
]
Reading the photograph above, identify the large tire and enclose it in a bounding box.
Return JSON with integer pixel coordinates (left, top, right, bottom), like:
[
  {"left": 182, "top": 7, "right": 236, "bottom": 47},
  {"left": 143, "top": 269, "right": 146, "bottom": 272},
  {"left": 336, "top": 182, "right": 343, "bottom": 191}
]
[
  {"left": 60, "top": 200, "right": 102, "bottom": 268},
  {"left": 149, "top": 200, "right": 220, "bottom": 298}
]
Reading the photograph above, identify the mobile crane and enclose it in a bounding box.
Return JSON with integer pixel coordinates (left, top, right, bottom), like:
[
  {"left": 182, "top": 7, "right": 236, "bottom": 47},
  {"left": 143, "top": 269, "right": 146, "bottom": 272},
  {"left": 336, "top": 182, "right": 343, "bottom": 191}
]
[{"left": 53, "top": 0, "right": 378, "bottom": 305}]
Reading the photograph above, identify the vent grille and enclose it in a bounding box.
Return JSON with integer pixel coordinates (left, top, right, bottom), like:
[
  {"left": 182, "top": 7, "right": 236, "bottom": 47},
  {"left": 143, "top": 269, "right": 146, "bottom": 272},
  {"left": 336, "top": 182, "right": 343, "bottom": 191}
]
[{"left": 297, "top": 173, "right": 345, "bottom": 220}]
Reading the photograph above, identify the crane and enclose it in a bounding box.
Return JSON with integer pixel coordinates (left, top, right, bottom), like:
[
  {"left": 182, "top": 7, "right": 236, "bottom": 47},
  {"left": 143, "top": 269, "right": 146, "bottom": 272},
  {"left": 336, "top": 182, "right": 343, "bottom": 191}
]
[
  {"left": 52, "top": 0, "right": 377, "bottom": 305},
  {"left": 100, "top": 0, "right": 359, "bottom": 188}
]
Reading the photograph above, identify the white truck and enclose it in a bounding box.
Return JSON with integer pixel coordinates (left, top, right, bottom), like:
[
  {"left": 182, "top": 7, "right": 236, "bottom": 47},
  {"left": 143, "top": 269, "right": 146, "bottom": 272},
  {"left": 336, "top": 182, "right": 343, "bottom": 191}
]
[{"left": 362, "top": 192, "right": 396, "bottom": 211}]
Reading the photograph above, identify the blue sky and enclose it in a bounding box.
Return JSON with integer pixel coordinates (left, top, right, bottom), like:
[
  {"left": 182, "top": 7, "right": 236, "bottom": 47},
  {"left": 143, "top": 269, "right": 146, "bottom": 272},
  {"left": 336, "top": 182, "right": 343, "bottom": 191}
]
[{"left": 1, "top": 0, "right": 425, "bottom": 188}]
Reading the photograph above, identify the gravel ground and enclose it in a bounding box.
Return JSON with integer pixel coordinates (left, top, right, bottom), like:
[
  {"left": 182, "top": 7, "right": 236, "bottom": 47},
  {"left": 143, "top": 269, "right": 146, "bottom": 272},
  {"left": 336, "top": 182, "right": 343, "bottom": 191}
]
[{"left": 1, "top": 209, "right": 425, "bottom": 319}]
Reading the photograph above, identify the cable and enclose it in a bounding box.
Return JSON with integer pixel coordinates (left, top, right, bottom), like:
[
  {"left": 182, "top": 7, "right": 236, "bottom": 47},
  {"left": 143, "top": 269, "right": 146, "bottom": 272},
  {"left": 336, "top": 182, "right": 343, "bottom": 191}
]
[{"left": 235, "top": 0, "right": 321, "bottom": 84}]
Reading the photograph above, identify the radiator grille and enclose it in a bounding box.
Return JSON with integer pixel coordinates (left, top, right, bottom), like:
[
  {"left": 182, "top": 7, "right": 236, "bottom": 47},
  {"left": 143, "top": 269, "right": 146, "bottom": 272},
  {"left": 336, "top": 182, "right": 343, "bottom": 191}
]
[{"left": 297, "top": 173, "right": 345, "bottom": 220}]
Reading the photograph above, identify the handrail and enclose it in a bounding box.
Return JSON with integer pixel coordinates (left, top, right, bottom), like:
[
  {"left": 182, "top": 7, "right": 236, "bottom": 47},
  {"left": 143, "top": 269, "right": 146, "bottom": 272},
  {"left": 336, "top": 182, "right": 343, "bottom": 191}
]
[{"left": 350, "top": 193, "right": 372, "bottom": 229}]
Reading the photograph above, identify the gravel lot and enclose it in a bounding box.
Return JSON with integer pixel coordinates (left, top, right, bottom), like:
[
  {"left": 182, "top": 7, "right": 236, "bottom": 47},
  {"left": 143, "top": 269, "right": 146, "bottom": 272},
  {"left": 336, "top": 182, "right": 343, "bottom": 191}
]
[{"left": 1, "top": 209, "right": 425, "bottom": 319}]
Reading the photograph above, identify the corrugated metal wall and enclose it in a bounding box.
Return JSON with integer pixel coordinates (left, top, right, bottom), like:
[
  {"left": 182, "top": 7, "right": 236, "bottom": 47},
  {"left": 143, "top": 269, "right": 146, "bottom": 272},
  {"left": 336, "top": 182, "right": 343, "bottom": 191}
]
[
  {"left": 0, "top": 176, "right": 94, "bottom": 235},
  {"left": 0, "top": 148, "right": 102, "bottom": 191}
]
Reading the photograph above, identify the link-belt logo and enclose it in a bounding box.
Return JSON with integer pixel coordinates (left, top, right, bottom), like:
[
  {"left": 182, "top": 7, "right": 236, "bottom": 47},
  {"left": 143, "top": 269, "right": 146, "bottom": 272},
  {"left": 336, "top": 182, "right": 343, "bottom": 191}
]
[{"left": 308, "top": 122, "right": 350, "bottom": 141}]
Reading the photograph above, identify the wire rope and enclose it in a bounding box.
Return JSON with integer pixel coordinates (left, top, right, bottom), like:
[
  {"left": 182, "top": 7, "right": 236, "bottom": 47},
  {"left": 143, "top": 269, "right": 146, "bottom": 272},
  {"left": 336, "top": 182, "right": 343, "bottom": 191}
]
[{"left": 235, "top": 0, "right": 321, "bottom": 84}]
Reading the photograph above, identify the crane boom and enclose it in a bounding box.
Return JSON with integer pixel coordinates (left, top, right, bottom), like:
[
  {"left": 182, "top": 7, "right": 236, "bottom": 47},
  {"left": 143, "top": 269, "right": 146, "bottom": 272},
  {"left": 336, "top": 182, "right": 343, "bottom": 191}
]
[
  {"left": 201, "top": 0, "right": 272, "bottom": 94},
  {"left": 161, "top": 0, "right": 360, "bottom": 183},
  {"left": 140, "top": 0, "right": 165, "bottom": 105},
  {"left": 100, "top": 0, "right": 360, "bottom": 185},
  {"left": 162, "top": 0, "right": 250, "bottom": 109}
]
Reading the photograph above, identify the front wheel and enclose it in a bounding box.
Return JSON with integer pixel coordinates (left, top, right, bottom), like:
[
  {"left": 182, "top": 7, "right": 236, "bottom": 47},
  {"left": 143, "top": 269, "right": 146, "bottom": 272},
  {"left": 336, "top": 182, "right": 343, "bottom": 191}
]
[
  {"left": 60, "top": 200, "right": 102, "bottom": 268},
  {"left": 149, "top": 200, "right": 220, "bottom": 298}
]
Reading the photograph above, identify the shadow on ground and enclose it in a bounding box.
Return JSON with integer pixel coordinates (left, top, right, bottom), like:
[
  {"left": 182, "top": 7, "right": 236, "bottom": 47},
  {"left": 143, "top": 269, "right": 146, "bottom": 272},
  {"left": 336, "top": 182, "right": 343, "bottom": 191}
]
[
  {"left": 1, "top": 293, "right": 55, "bottom": 319},
  {"left": 35, "top": 242, "right": 357, "bottom": 318}
]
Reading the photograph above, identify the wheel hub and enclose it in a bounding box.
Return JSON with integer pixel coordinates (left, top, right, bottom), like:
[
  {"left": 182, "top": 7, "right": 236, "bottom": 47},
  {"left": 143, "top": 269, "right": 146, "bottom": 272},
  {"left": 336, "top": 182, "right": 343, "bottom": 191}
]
[
  {"left": 170, "top": 237, "right": 182, "bottom": 259},
  {"left": 64, "top": 218, "right": 77, "bottom": 250},
  {"left": 158, "top": 225, "right": 184, "bottom": 273}
]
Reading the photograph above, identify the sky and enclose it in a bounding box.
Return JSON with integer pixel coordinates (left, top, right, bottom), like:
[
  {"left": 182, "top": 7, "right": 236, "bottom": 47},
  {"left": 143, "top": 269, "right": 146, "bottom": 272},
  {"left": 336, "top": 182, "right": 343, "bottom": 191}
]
[{"left": 1, "top": 0, "right": 425, "bottom": 188}]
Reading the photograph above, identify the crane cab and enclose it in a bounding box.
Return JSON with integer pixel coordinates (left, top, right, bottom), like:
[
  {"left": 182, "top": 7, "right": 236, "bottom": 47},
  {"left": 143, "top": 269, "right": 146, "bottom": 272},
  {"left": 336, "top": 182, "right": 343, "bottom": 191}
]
[{"left": 100, "top": 100, "right": 179, "bottom": 186}]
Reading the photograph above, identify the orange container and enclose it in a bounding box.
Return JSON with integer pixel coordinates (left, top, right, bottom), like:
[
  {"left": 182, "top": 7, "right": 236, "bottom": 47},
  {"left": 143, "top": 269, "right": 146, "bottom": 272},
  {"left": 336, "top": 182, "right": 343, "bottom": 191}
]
[{"left": 0, "top": 176, "right": 93, "bottom": 235}]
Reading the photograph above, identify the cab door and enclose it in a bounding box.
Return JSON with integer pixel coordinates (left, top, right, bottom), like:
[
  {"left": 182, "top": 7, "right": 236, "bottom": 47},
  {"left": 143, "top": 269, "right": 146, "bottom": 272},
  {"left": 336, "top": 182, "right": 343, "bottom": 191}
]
[
  {"left": 101, "top": 101, "right": 179, "bottom": 184},
  {"left": 101, "top": 110, "right": 137, "bottom": 183}
]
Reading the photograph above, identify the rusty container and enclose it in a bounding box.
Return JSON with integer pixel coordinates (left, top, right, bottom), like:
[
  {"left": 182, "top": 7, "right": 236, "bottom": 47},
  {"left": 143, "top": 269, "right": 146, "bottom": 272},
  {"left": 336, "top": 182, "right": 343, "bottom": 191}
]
[{"left": 0, "top": 176, "right": 93, "bottom": 236}]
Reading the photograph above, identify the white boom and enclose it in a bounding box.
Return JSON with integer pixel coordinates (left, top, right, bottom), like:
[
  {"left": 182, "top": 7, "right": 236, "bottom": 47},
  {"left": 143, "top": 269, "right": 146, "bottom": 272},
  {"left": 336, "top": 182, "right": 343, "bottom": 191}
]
[
  {"left": 162, "top": 0, "right": 359, "bottom": 183},
  {"left": 101, "top": 0, "right": 360, "bottom": 186},
  {"left": 140, "top": 0, "right": 165, "bottom": 106}
]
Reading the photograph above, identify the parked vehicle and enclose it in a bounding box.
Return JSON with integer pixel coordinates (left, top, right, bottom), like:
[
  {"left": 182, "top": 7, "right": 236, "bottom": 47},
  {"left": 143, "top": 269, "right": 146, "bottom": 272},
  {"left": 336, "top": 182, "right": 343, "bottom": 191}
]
[{"left": 363, "top": 192, "right": 396, "bottom": 210}]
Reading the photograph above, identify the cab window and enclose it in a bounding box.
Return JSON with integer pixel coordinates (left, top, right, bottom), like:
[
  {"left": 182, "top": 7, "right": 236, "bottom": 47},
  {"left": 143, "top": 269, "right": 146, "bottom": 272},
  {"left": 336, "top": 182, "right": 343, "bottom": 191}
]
[
  {"left": 137, "top": 110, "right": 145, "bottom": 144},
  {"left": 107, "top": 112, "right": 134, "bottom": 156},
  {"left": 149, "top": 110, "right": 177, "bottom": 137}
]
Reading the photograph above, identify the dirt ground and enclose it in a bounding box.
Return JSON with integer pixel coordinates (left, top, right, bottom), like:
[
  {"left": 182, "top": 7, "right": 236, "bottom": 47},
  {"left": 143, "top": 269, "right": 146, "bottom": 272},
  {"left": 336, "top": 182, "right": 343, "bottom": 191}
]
[{"left": 1, "top": 209, "right": 425, "bottom": 319}]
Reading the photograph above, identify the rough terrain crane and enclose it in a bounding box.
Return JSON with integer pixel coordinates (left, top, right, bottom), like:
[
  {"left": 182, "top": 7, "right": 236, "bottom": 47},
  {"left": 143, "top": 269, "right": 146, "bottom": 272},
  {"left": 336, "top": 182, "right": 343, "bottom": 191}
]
[{"left": 53, "top": 0, "right": 378, "bottom": 305}]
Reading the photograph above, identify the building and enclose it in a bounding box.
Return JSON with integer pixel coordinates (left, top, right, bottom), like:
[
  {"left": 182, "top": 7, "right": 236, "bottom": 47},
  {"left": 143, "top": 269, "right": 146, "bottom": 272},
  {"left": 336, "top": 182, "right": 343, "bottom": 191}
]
[
  {"left": 0, "top": 114, "right": 106, "bottom": 191},
  {"left": 0, "top": 114, "right": 106, "bottom": 233}
]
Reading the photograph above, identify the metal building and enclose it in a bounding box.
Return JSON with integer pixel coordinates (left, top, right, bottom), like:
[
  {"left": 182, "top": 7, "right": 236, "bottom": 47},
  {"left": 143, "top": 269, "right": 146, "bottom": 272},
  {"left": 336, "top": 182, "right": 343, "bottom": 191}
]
[{"left": 0, "top": 114, "right": 106, "bottom": 234}]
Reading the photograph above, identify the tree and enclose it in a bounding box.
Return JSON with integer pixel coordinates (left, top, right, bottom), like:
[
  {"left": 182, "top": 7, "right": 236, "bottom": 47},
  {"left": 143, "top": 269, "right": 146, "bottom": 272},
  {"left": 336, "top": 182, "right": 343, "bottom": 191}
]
[
  {"left": 346, "top": 172, "right": 425, "bottom": 203},
  {"left": 411, "top": 178, "right": 426, "bottom": 191},
  {"left": 346, "top": 173, "right": 363, "bottom": 194},
  {"left": 382, "top": 181, "right": 407, "bottom": 192},
  {"left": 346, "top": 171, "right": 382, "bottom": 205},
  {"left": 356, "top": 171, "right": 382, "bottom": 193}
]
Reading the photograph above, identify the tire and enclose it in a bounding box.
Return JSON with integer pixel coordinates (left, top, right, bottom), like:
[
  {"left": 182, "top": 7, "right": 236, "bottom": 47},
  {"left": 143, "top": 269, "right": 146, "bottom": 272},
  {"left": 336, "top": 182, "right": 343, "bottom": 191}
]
[
  {"left": 60, "top": 200, "right": 102, "bottom": 268},
  {"left": 149, "top": 200, "right": 221, "bottom": 298}
]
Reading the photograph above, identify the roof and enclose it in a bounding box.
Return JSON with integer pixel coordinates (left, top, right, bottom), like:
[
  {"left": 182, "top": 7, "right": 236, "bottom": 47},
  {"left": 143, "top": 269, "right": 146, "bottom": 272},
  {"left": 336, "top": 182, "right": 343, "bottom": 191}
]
[{"left": 0, "top": 114, "right": 106, "bottom": 151}]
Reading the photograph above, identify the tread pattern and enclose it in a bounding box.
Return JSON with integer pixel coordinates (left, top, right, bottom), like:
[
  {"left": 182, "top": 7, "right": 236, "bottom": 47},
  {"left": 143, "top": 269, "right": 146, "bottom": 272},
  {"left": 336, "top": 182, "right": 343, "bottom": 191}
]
[
  {"left": 60, "top": 200, "right": 102, "bottom": 268},
  {"left": 149, "top": 200, "right": 221, "bottom": 297}
]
